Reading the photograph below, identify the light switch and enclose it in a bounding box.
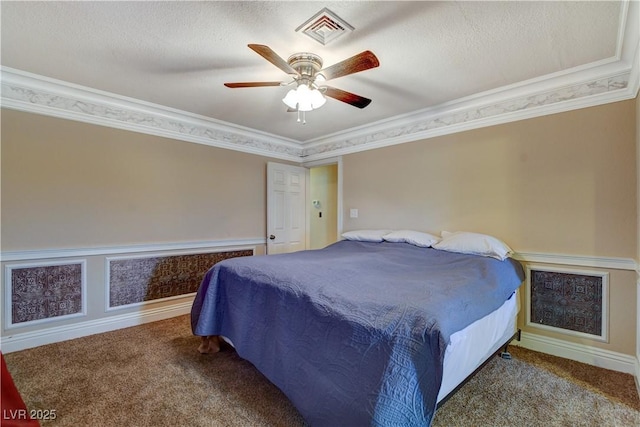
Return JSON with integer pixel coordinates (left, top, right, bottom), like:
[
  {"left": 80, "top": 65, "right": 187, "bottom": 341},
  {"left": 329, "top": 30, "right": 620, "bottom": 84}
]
[{"left": 350, "top": 208, "right": 359, "bottom": 218}]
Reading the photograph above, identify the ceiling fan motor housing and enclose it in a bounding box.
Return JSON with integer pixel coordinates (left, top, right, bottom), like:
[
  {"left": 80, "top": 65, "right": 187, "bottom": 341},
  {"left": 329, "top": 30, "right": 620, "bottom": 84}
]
[{"left": 288, "top": 53, "right": 323, "bottom": 81}]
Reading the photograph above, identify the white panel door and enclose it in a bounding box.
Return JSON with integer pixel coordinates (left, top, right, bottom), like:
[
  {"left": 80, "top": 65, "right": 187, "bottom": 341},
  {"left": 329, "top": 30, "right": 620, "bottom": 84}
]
[{"left": 267, "top": 162, "right": 307, "bottom": 254}]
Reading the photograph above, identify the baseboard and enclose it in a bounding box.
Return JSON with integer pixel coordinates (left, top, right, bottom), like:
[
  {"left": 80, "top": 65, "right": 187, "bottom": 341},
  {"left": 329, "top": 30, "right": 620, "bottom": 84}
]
[
  {"left": 0, "top": 299, "right": 193, "bottom": 354},
  {"left": 512, "top": 331, "right": 636, "bottom": 375}
]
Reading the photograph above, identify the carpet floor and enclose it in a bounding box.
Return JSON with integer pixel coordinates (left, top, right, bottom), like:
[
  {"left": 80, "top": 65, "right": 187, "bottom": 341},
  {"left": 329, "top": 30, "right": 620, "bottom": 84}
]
[{"left": 4, "top": 315, "right": 639, "bottom": 426}]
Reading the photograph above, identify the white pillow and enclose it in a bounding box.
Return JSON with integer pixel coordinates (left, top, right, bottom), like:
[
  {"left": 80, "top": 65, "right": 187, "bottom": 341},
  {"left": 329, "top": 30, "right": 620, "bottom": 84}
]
[
  {"left": 432, "top": 231, "right": 513, "bottom": 260},
  {"left": 383, "top": 230, "right": 440, "bottom": 248},
  {"left": 341, "top": 229, "right": 393, "bottom": 243}
]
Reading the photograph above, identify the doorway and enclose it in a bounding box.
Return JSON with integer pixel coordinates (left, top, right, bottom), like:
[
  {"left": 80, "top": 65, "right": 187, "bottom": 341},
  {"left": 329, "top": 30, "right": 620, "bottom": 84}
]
[
  {"left": 307, "top": 159, "right": 341, "bottom": 250},
  {"left": 266, "top": 159, "right": 341, "bottom": 254}
]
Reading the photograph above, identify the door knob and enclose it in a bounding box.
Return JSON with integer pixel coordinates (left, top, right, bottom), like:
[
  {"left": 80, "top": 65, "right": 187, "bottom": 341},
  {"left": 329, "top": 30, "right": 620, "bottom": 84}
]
[{"left": 269, "top": 234, "right": 276, "bottom": 240}]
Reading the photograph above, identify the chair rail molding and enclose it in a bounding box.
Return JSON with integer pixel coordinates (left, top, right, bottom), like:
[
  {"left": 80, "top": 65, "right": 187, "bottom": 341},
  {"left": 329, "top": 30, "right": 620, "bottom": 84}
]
[
  {"left": 0, "top": 238, "right": 265, "bottom": 262},
  {"left": 514, "top": 251, "right": 637, "bottom": 271}
]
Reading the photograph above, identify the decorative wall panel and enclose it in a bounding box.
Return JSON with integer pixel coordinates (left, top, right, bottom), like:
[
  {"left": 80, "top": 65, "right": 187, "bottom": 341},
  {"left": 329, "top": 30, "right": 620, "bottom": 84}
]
[
  {"left": 108, "top": 250, "right": 252, "bottom": 308},
  {"left": 5, "top": 261, "right": 86, "bottom": 327},
  {"left": 526, "top": 265, "right": 608, "bottom": 341}
]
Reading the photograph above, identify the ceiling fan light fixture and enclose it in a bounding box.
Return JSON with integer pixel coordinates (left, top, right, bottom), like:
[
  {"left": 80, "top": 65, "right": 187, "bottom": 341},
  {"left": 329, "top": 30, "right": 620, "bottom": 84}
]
[
  {"left": 282, "top": 83, "right": 326, "bottom": 112},
  {"left": 310, "top": 88, "right": 326, "bottom": 109},
  {"left": 282, "top": 88, "right": 298, "bottom": 109},
  {"left": 298, "top": 99, "right": 313, "bottom": 112}
]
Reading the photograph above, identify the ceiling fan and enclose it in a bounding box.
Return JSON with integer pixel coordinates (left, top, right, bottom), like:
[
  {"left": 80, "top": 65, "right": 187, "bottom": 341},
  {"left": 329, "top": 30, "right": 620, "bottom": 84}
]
[{"left": 224, "top": 44, "right": 379, "bottom": 123}]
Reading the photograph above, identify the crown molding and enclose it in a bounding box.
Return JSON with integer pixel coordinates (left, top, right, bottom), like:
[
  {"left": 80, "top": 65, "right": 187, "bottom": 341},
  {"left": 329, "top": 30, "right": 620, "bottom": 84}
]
[
  {"left": 0, "top": 67, "right": 303, "bottom": 162},
  {"left": 301, "top": 69, "right": 634, "bottom": 161},
  {"left": 1, "top": 2, "right": 637, "bottom": 162},
  {"left": 2, "top": 61, "right": 634, "bottom": 163},
  {"left": 2, "top": 64, "right": 633, "bottom": 163}
]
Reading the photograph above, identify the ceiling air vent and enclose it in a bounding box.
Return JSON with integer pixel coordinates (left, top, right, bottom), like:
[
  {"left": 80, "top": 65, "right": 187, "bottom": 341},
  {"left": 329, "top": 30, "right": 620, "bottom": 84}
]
[{"left": 296, "top": 8, "right": 354, "bottom": 46}]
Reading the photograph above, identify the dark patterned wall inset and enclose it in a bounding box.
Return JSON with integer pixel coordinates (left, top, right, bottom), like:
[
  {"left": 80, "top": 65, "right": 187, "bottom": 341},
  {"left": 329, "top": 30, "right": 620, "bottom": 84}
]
[
  {"left": 530, "top": 269, "right": 603, "bottom": 336},
  {"left": 109, "top": 250, "right": 253, "bottom": 308},
  {"left": 10, "top": 263, "right": 84, "bottom": 325}
]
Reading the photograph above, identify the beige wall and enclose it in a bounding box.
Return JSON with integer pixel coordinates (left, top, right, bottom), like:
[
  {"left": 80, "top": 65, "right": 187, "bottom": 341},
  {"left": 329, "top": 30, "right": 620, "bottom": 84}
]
[
  {"left": 2, "top": 100, "right": 637, "bottom": 356},
  {"left": 343, "top": 100, "right": 636, "bottom": 259},
  {"left": 343, "top": 99, "right": 637, "bottom": 355},
  {"left": 1, "top": 109, "right": 280, "bottom": 339},
  {"left": 1, "top": 109, "right": 276, "bottom": 251}
]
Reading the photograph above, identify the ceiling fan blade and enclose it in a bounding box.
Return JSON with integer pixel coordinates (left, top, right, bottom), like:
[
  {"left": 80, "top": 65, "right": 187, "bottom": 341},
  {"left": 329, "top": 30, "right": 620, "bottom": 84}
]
[
  {"left": 224, "top": 82, "right": 282, "bottom": 88},
  {"left": 248, "top": 44, "right": 299, "bottom": 76},
  {"left": 323, "top": 86, "right": 372, "bottom": 109},
  {"left": 319, "top": 51, "right": 379, "bottom": 81}
]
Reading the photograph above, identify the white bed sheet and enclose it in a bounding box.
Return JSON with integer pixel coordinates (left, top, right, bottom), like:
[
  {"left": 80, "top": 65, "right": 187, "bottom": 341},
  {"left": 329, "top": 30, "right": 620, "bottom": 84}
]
[{"left": 437, "top": 291, "right": 518, "bottom": 402}]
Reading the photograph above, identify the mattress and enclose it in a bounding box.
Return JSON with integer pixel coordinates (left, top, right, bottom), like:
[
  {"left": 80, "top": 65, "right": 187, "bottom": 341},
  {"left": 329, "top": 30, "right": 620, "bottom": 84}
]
[{"left": 437, "top": 291, "right": 518, "bottom": 402}]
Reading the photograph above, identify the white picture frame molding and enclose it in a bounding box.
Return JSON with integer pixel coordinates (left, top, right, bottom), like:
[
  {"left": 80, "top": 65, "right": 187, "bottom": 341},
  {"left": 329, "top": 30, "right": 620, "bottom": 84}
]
[
  {"left": 525, "top": 264, "right": 609, "bottom": 343},
  {"left": 4, "top": 259, "right": 87, "bottom": 330}
]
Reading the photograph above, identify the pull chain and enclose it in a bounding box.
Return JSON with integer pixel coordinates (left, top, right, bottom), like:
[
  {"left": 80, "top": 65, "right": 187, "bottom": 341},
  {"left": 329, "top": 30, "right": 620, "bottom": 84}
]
[
  {"left": 296, "top": 109, "right": 307, "bottom": 124},
  {"left": 294, "top": 108, "right": 307, "bottom": 125}
]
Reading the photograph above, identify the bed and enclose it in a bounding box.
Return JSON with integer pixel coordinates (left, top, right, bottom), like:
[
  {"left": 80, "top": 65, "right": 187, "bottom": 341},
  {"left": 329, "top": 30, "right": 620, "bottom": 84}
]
[{"left": 191, "top": 234, "right": 525, "bottom": 426}]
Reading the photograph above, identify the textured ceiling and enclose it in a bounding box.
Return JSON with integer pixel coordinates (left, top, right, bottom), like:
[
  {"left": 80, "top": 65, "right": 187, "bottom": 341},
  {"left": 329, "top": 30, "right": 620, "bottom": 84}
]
[{"left": 0, "top": 1, "right": 629, "bottom": 143}]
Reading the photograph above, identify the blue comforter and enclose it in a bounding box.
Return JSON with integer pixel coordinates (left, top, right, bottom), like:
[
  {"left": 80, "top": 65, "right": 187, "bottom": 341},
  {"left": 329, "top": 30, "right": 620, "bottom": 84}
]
[{"left": 191, "top": 240, "right": 524, "bottom": 426}]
